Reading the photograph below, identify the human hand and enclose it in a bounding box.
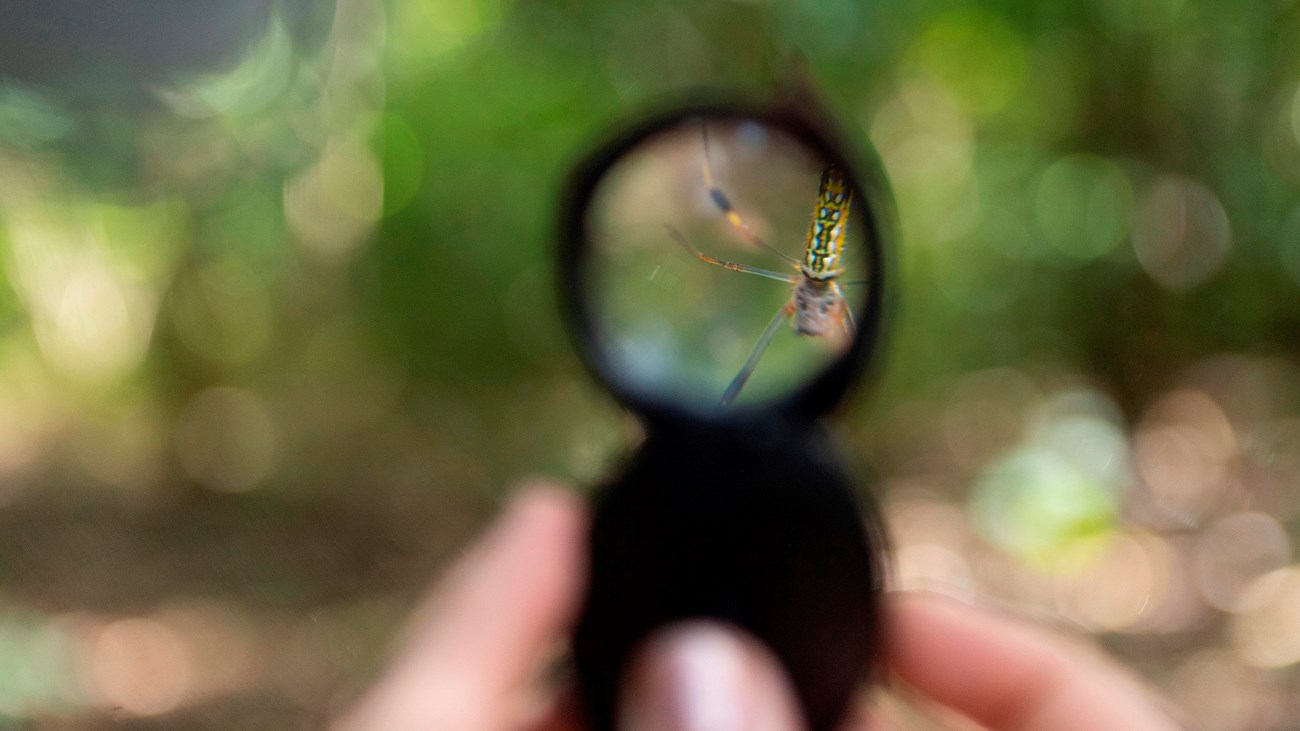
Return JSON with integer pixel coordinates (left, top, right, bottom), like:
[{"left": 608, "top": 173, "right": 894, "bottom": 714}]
[
  {"left": 334, "top": 485, "right": 1183, "bottom": 731},
  {"left": 875, "top": 594, "right": 1183, "bottom": 730},
  {"left": 333, "top": 484, "right": 588, "bottom": 731}
]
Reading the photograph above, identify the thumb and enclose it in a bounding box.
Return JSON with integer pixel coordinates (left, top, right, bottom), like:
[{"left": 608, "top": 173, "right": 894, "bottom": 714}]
[{"left": 619, "top": 622, "right": 805, "bottom": 731}]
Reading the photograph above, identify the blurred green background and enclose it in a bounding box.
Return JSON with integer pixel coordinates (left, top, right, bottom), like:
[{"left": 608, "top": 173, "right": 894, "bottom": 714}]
[{"left": 1, "top": 0, "right": 1299, "bottom": 728}]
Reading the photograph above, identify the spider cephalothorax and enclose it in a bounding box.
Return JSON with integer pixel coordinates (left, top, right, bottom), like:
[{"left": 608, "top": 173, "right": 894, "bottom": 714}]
[{"left": 792, "top": 277, "right": 848, "bottom": 338}]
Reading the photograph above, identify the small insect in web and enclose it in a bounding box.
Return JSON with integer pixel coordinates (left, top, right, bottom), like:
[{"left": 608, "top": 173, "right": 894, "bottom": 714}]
[{"left": 666, "top": 122, "right": 860, "bottom": 406}]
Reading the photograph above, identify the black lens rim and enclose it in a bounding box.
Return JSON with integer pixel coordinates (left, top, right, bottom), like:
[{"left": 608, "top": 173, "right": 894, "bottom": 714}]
[{"left": 557, "top": 96, "right": 894, "bottom": 424}]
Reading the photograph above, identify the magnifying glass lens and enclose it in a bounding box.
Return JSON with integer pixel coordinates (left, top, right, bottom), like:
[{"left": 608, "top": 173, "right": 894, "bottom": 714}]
[{"left": 583, "top": 116, "right": 871, "bottom": 410}]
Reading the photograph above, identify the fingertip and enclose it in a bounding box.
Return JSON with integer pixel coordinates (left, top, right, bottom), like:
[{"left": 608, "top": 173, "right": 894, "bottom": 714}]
[
  {"left": 495, "top": 482, "right": 588, "bottom": 555},
  {"left": 621, "top": 622, "right": 805, "bottom": 731},
  {"left": 883, "top": 591, "right": 1069, "bottom": 717},
  {"left": 883, "top": 590, "right": 1029, "bottom": 664},
  {"left": 881, "top": 591, "right": 1182, "bottom": 731},
  {"left": 506, "top": 480, "right": 587, "bottom": 525},
  {"left": 491, "top": 481, "right": 589, "bottom": 615}
]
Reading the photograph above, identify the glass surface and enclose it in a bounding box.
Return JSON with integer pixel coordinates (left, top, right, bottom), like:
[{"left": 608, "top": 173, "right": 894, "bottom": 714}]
[{"left": 585, "top": 116, "right": 870, "bottom": 408}]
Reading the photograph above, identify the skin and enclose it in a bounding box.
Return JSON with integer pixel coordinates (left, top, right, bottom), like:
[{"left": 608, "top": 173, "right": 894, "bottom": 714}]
[{"left": 334, "top": 485, "right": 1184, "bottom": 731}]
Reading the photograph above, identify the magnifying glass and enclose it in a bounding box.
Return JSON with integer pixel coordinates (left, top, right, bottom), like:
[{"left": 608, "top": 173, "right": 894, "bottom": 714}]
[{"left": 558, "top": 96, "right": 894, "bottom": 731}]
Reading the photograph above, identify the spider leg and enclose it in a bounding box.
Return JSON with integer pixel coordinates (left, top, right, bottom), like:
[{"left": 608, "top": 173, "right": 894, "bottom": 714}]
[
  {"left": 720, "top": 300, "right": 795, "bottom": 407},
  {"left": 700, "top": 122, "right": 801, "bottom": 267},
  {"left": 666, "top": 225, "right": 798, "bottom": 283}
]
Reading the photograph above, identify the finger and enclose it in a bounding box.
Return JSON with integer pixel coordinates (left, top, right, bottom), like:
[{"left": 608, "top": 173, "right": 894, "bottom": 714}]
[
  {"left": 883, "top": 592, "right": 1182, "bottom": 731},
  {"left": 620, "top": 621, "right": 806, "bottom": 731},
  {"left": 337, "top": 485, "right": 587, "bottom": 731}
]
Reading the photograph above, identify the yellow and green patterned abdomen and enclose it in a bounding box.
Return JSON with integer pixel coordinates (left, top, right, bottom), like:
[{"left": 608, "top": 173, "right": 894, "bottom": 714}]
[{"left": 801, "top": 166, "right": 852, "bottom": 281}]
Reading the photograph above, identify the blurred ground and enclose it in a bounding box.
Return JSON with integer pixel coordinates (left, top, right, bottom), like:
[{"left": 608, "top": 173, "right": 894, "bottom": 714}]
[{"left": 0, "top": 0, "right": 1299, "bottom": 728}]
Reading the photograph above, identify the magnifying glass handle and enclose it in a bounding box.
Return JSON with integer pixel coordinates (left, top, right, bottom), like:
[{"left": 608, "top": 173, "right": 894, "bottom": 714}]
[{"left": 572, "top": 418, "right": 885, "bottom": 731}]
